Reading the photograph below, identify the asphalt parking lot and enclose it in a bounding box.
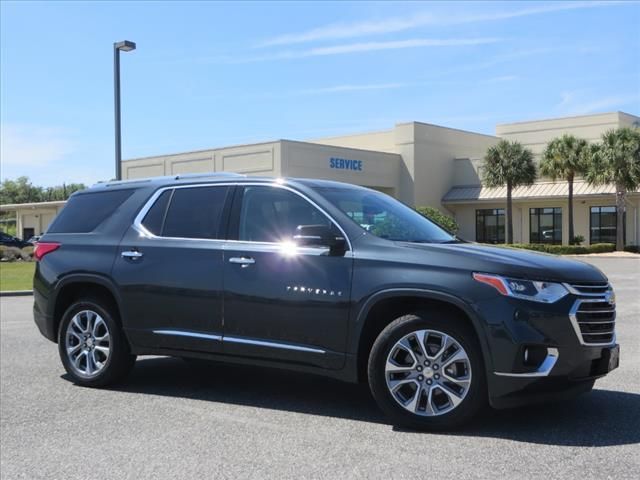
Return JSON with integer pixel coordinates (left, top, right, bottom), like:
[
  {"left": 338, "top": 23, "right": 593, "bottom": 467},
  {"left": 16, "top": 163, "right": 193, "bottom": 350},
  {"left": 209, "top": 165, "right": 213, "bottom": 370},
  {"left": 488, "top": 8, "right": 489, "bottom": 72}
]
[{"left": 1, "top": 257, "right": 638, "bottom": 479}]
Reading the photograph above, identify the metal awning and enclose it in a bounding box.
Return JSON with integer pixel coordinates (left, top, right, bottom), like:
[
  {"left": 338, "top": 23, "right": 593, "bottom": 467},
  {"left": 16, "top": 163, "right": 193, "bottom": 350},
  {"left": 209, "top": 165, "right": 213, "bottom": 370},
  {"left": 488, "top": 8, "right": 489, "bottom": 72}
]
[{"left": 441, "top": 180, "right": 635, "bottom": 204}]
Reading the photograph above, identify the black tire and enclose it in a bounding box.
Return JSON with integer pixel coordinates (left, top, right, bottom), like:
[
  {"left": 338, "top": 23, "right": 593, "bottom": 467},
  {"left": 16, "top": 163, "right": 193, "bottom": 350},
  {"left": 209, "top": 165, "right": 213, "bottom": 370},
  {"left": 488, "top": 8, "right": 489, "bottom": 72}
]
[
  {"left": 58, "top": 295, "right": 136, "bottom": 387},
  {"left": 368, "top": 311, "right": 486, "bottom": 430}
]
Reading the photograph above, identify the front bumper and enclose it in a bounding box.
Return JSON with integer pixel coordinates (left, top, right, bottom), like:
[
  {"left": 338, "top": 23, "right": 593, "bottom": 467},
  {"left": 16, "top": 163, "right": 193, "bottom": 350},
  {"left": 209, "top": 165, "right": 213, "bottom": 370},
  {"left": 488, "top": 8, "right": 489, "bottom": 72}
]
[
  {"left": 489, "top": 343, "right": 619, "bottom": 408},
  {"left": 473, "top": 291, "right": 619, "bottom": 409}
]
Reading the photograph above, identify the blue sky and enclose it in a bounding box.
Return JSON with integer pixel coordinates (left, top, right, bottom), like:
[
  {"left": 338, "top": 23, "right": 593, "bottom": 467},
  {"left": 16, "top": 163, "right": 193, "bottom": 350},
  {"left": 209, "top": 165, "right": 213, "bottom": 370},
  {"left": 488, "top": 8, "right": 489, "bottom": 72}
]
[{"left": 1, "top": 0, "right": 639, "bottom": 186}]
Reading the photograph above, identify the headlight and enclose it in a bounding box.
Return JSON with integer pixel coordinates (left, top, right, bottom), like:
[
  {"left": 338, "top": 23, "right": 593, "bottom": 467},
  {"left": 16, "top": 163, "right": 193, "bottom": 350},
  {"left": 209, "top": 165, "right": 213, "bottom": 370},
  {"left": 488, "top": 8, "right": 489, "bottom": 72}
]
[{"left": 473, "top": 272, "right": 569, "bottom": 303}]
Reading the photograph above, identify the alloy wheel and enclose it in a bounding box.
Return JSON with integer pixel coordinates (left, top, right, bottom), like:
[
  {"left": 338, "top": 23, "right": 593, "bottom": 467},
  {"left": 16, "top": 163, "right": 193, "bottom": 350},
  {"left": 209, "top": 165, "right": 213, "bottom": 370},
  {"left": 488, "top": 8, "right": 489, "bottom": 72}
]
[
  {"left": 385, "top": 329, "right": 472, "bottom": 416},
  {"left": 65, "top": 310, "right": 111, "bottom": 378}
]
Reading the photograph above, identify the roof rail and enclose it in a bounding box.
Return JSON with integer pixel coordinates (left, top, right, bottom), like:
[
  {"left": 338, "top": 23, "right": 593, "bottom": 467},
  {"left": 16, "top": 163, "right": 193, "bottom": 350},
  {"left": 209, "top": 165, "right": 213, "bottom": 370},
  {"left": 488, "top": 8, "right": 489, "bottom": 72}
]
[
  {"left": 92, "top": 178, "right": 156, "bottom": 188},
  {"left": 174, "top": 172, "right": 245, "bottom": 180}
]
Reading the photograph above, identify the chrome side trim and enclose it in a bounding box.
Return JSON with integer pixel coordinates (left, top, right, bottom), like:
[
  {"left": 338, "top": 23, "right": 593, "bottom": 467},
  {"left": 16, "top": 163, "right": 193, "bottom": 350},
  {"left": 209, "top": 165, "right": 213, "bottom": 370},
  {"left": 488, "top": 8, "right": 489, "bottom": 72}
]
[
  {"left": 151, "top": 330, "right": 325, "bottom": 354},
  {"left": 494, "top": 348, "right": 559, "bottom": 377},
  {"left": 153, "top": 330, "right": 222, "bottom": 341},
  {"left": 224, "top": 336, "right": 326, "bottom": 354},
  {"left": 131, "top": 181, "right": 353, "bottom": 253}
]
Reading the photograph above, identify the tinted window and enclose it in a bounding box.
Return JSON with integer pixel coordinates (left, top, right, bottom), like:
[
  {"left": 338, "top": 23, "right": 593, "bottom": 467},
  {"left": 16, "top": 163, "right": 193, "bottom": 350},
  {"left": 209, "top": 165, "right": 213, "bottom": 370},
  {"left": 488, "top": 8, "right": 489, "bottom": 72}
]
[
  {"left": 316, "top": 186, "right": 454, "bottom": 243},
  {"left": 48, "top": 190, "right": 134, "bottom": 233},
  {"left": 590, "top": 206, "right": 624, "bottom": 244},
  {"left": 529, "top": 207, "right": 562, "bottom": 244},
  {"left": 476, "top": 209, "right": 505, "bottom": 244},
  {"left": 239, "top": 186, "right": 331, "bottom": 242},
  {"left": 162, "top": 186, "right": 229, "bottom": 239},
  {"left": 141, "top": 190, "right": 172, "bottom": 235}
]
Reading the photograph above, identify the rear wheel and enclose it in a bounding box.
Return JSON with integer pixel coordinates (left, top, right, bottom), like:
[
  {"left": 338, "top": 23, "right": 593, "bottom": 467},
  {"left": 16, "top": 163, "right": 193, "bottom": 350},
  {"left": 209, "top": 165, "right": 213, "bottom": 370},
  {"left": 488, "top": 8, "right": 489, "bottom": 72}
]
[
  {"left": 368, "top": 312, "right": 486, "bottom": 430},
  {"left": 58, "top": 296, "right": 136, "bottom": 387}
]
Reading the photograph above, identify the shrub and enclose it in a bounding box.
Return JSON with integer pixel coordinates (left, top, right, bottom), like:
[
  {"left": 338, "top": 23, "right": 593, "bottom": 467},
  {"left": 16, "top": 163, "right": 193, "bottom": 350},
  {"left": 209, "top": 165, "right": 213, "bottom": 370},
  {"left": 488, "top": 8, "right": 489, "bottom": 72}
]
[
  {"left": 0, "top": 246, "right": 33, "bottom": 262},
  {"left": 624, "top": 245, "right": 639, "bottom": 253},
  {"left": 571, "top": 235, "right": 585, "bottom": 245},
  {"left": 501, "top": 243, "right": 615, "bottom": 255},
  {"left": 416, "top": 206, "right": 459, "bottom": 234},
  {"left": 588, "top": 243, "right": 616, "bottom": 253}
]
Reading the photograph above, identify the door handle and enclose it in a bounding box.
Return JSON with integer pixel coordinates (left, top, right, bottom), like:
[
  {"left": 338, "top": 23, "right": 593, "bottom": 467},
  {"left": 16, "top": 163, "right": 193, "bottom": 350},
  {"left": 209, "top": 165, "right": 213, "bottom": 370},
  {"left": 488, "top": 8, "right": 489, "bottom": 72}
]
[
  {"left": 229, "top": 256, "right": 255, "bottom": 266},
  {"left": 121, "top": 250, "right": 144, "bottom": 260}
]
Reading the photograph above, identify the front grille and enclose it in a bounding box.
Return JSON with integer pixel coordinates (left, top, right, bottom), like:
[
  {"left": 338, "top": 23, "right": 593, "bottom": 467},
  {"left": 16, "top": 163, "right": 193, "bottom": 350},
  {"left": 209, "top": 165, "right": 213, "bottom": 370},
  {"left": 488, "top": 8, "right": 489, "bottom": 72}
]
[
  {"left": 569, "top": 283, "right": 611, "bottom": 295},
  {"left": 569, "top": 283, "right": 616, "bottom": 345}
]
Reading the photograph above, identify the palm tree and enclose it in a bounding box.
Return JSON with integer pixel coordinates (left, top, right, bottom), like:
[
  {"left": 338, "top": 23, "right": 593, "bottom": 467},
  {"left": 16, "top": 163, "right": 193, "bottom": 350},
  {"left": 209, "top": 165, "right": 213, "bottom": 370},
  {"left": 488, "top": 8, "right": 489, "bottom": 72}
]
[
  {"left": 584, "top": 127, "right": 640, "bottom": 251},
  {"left": 540, "top": 134, "right": 589, "bottom": 244},
  {"left": 482, "top": 140, "right": 537, "bottom": 244}
]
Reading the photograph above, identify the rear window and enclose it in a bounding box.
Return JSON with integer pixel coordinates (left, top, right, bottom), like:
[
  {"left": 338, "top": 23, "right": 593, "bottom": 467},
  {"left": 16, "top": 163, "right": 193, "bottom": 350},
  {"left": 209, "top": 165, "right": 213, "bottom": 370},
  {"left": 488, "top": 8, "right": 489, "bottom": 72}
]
[{"left": 48, "top": 190, "right": 134, "bottom": 233}]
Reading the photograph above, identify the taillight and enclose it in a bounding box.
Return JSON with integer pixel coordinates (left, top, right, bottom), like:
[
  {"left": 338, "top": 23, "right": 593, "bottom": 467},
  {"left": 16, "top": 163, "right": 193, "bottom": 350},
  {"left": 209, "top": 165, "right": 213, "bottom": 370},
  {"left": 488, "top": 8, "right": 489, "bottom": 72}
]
[{"left": 34, "top": 242, "right": 60, "bottom": 261}]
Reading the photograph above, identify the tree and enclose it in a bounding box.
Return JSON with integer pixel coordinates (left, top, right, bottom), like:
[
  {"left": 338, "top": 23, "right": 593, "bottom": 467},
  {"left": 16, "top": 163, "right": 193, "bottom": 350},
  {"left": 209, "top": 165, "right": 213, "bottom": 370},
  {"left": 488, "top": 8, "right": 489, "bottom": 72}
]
[
  {"left": 416, "top": 206, "right": 459, "bottom": 234},
  {"left": 482, "top": 140, "right": 537, "bottom": 243},
  {"left": 0, "top": 177, "right": 86, "bottom": 204},
  {"left": 584, "top": 127, "right": 640, "bottom": 251},
  {"left": 540, "top": 134, "right": 589, "bottom": 244}
]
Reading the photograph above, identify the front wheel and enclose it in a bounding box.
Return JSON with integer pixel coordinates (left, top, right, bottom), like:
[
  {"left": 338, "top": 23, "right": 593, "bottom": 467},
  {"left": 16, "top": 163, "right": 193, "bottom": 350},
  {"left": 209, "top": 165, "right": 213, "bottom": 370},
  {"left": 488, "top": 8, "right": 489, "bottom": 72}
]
[
  {"left": 368, "top": 312, "right": 486, "bottom": 430},
  {"left": 58, "top": 296, "right": 136, "bottom": 387}
]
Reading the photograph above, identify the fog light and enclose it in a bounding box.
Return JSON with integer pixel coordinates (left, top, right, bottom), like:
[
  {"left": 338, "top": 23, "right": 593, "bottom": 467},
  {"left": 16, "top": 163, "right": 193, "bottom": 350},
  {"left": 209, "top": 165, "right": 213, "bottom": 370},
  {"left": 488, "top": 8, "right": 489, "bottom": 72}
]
[{"left": 523, "top": 346, "right": 548, "bottom": 367}]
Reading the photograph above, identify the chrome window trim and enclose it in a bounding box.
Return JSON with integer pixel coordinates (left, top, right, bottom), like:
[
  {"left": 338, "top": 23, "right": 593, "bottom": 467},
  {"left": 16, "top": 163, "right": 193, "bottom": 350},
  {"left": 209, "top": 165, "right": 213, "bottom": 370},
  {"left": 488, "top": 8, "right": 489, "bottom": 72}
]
[
  {"left": 494, "top": 348, "right": 559, "bottom": 377},
  {"left": 151, "top": 329, "right": 325, "bottom": 354},
  {"left": 223, "top": 240, "right": 330, "bottom": 256},
  {"left": 132, "top": 181, "right": 352, "bottom": 253}
]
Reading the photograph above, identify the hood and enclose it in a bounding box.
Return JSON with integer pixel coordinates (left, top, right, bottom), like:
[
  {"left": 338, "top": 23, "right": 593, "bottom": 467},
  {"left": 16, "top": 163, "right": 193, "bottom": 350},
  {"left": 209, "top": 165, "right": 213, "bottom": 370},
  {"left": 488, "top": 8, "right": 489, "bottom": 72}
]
[{"left": 398, "top": 242, "right": 607, "bottom": 284}]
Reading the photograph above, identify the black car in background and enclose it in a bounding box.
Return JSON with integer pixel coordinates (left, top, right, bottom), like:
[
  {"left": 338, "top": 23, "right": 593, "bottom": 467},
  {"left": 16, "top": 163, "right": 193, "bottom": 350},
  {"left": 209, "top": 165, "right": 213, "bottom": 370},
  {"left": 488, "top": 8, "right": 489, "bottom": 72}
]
[
  {"left": 0, "top": 231, "right": 33, "bottom": 248},
  {"left": 32, "top": 174, "right": 619, "bottom": 429}
]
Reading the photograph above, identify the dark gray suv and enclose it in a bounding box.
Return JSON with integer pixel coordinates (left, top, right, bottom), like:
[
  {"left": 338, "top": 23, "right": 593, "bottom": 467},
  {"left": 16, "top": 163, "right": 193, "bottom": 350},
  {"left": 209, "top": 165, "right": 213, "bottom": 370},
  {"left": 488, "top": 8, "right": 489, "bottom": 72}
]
[{"left": 33, "top": 173, "right": 619, "bottom": 429}]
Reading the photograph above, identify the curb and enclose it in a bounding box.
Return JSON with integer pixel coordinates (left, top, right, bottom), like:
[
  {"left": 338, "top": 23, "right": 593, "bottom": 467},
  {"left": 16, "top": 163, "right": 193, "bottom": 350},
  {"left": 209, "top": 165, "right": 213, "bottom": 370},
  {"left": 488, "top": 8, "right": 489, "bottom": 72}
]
[{"left": 0, "top": 290, "right": 33, "bottom": 297}]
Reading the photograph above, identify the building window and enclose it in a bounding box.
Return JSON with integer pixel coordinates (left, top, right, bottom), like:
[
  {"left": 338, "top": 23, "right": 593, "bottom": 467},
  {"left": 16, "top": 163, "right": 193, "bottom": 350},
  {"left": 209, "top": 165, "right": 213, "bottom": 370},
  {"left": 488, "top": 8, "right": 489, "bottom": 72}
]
[
  {"left": 529, "top": 207, "right": 562, "bottom": 244},
  {"left": 590, "top": 206, "right": 624, "bottom": 244},
  {"left": 476, "top": 209, "right": 505, "bottom": 243}
]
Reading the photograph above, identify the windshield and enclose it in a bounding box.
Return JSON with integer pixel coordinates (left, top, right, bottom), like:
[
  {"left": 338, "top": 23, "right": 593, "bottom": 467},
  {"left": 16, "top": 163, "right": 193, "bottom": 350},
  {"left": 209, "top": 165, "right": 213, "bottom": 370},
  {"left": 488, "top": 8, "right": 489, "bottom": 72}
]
[{"left": 316, "top": 186, "right": 455, "bottom": 243}]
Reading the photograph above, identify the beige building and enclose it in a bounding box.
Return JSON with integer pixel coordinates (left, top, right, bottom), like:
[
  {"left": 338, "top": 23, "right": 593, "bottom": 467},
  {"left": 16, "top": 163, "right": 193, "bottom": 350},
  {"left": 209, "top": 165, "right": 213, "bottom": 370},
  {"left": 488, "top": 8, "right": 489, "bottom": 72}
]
[
  {"left": 2, "top": 111, "right": 639, "bottom": 246},
  {"left": 0, "top": 201, "right": 66, "bottom": 240}
]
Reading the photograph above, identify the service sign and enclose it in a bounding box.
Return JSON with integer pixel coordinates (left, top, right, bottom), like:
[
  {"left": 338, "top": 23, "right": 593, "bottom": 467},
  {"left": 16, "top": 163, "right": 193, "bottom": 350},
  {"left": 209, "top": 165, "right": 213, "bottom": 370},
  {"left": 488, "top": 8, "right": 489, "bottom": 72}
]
[{"left": 329, "top": 157, "right": 363, "bottom": 172}]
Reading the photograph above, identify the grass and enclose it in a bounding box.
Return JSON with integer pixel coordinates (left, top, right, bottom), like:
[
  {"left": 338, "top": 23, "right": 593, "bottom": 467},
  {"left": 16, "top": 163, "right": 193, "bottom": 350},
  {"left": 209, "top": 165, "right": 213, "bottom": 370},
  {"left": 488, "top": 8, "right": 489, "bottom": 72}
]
[{"left": 0, "top": 262, "right": 35, "bottom": 291}]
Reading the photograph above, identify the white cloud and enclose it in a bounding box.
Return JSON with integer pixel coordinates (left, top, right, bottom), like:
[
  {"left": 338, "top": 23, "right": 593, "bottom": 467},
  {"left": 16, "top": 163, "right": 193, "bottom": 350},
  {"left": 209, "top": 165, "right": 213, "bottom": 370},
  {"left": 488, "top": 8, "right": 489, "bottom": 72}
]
[
  {"left": 0, "top": 124, "right": 113, "bottom": 186},
  {"left": 555, "top": 91, "right": 640, "bottom": 115},
  {"left": 297, "top": 82, "right": 412, "bottom": 95},
  {"left": 230, "top": 37, "right": 501, "bottom": 63},
  {"left": 483, "top": 75, "right": 518, "bottom": 83},
  {"left": 257, "top": 1, "right": 623, "bottom": 47},
  {"left": 0, "top": 124, "right": 75, "bottom": 167}
]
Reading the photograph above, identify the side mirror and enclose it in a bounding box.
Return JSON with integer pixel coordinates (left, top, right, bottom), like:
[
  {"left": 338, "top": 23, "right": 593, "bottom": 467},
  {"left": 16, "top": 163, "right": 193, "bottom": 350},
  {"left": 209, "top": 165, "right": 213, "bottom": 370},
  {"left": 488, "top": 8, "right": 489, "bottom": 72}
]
[{"left": 293, "top": 224, "right": 346, "bottom": 253}]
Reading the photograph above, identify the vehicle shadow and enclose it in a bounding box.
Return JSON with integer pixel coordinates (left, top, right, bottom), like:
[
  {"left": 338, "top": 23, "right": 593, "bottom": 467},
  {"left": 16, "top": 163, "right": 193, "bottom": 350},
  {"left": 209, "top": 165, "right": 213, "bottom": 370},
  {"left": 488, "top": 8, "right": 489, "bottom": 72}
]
[{"left": 77, "top": 356, "right": 640, "bottom": 447}]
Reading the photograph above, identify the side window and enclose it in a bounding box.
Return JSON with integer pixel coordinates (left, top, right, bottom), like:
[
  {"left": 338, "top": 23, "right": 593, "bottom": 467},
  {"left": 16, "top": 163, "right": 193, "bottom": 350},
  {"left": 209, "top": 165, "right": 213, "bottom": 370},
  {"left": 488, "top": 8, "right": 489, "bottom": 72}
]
[
  {"left": 238, "top": 186, "right": 332, "bottom": 243},
  {"left": 141, "top": 190, "right": 172, "bottom": 235},
  {"left": 162, "top": 186, "right": 229, "bottom": 239}
]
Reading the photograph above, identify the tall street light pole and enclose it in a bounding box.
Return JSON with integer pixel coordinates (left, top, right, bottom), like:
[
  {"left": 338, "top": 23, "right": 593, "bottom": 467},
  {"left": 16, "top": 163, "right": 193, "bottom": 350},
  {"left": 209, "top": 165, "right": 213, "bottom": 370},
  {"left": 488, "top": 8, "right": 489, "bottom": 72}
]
[{"left": 114, "top": 40, "right": 136, "bottom": 180}]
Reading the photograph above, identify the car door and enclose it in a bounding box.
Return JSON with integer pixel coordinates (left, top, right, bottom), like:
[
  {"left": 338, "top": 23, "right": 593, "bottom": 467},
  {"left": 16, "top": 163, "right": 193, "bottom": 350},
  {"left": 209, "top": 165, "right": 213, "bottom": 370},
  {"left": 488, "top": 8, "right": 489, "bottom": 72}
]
[
  {"left": 222, "top": 184, "right": 353, "bottom": 369},
  {"left": 112, "top": 184, "right": 233, "bottom": 353}
]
